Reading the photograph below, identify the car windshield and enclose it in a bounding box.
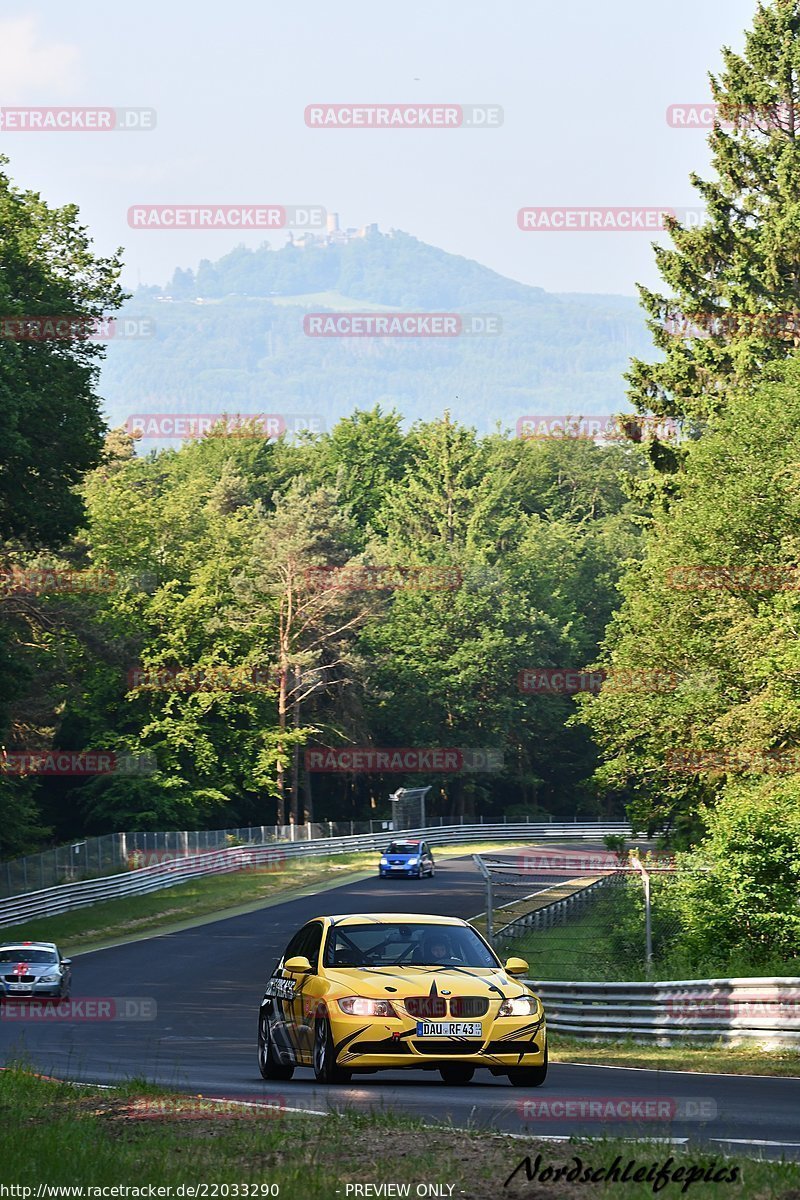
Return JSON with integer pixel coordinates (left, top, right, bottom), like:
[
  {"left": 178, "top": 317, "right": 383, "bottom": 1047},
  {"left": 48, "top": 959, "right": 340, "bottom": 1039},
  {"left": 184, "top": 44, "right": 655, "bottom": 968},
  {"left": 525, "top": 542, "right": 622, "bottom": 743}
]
[
  {"left": 385, "top": 843, "right": 419, "bottom": 854},
  {"left": 324, "top": 922, "right": 498, "bottom": 969},
  {"left": 0, "top": 949, "right": 58, "bottom": 963}
]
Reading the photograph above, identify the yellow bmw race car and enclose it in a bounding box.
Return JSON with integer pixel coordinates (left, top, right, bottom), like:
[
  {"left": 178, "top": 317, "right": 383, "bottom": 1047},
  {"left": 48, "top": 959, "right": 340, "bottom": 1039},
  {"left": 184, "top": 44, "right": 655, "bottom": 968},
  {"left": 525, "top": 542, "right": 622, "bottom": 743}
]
[{"left": 257, "top": 912, "right": 547, "bottom": 1087}]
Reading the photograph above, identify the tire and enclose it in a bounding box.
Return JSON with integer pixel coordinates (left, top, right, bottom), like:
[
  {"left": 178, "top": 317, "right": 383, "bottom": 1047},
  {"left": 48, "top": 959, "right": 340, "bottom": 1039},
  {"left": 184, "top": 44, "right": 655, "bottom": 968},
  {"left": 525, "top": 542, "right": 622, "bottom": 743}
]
[
  {"left": 439, "top": 1064, "right": 475, "bottom": 1085},
  {"left": 507, "top": 1044, "right": 548, "bottom": 1088},
  {"left": 313, "top": 1017, "right": 352, "bottom": 1084},
  {"left": 258, "top": 1010, "right": 294, "bottom": 1081}
]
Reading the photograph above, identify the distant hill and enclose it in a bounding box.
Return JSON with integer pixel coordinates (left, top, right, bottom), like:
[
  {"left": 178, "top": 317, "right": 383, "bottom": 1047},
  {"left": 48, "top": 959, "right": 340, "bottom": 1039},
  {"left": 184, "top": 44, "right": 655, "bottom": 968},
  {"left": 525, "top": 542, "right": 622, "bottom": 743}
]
[{"left": 99, "top": 228, "right": 656, "bottom": 439}]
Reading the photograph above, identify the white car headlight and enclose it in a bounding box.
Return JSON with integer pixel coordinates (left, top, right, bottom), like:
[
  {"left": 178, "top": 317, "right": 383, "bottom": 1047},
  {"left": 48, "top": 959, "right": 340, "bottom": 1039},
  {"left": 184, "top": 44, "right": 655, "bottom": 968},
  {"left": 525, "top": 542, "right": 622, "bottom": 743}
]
[
  {"left": 39, "top": 974, "right": 60, "bottom": 983},
  {"left": 407, "top": 857, "right": 419, "bottom": 865},
  {"left": 338, "top": 996, "right": 398, "bottom": 1017},
  {"left": 498, "top": 995, "right": 540, "bottom": 1017},
  {"left": 380, "top": 857, "right": 388, "bottom": 865}
]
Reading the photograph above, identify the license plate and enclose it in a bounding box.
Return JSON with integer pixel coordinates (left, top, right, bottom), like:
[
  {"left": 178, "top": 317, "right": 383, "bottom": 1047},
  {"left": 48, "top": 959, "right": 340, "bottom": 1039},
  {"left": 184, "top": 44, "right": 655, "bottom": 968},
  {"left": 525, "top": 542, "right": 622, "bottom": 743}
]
[
  {"left": 8, "top": 984, "right": 30, "bottom": 992},
  {"left": 416, "top": 1021, "right": 483, "bottom": 1038}
]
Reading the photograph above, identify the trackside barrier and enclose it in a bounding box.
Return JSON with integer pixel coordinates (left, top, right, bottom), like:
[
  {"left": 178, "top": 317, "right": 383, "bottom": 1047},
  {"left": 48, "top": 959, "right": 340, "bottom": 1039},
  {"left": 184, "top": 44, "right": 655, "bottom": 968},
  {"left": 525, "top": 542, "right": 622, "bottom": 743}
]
[
  {"left": 525, "top": 978, "right": 800, "bottom": 1048},
  {"left": 0, "top": 819, "right": 636, "bottom": 897},
  {"left": 495, "top": 875, "right": 612, "bottom": 940},
  {"left": 0, "top": 823, "right": 635, "bottom": 928}
]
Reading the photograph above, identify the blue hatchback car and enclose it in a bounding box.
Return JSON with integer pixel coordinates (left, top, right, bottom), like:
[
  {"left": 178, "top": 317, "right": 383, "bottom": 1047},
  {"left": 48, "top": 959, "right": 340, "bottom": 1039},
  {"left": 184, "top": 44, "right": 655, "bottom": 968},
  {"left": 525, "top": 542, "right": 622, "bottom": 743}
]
[{"left": 378, "top": 839, "right": 435, "bottom": 879}]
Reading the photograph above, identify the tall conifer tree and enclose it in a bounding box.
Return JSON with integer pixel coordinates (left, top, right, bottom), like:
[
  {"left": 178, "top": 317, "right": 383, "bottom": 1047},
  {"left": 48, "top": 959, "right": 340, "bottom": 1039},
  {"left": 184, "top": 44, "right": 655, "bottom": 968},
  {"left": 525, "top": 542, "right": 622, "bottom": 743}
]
[{"left": 629, "top": 0, "right": 800, "bottom": 425}]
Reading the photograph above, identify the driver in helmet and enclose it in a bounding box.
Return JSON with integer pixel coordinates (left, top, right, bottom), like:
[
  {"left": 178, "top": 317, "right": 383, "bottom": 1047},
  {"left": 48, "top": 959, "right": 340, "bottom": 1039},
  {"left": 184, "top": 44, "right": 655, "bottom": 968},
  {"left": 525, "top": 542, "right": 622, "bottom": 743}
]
[{"left": 419, "top": 930, "right": 461, "bottom": 965}]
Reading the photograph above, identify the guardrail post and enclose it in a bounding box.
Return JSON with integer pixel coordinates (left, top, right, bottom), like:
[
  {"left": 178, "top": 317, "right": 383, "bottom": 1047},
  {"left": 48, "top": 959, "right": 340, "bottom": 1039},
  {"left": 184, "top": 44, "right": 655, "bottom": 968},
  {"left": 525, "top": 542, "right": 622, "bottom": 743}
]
[{"left": 631, "top": 854, "right": 653, "bottom": 979}]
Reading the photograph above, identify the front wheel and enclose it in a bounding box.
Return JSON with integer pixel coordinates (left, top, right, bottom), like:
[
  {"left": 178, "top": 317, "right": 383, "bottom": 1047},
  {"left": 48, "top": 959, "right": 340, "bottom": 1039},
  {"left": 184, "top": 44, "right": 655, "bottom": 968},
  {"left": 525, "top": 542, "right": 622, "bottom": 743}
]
[
  {"left": 439, "top": 1064, "right": 475, "bottom": 1085},
  {"left": 258, "top": 1010, "right": 294, "bottom": 1081},
  {"left": 313, "top": 1018, "right": 352, "bottom": 1084},
  {"left": 507, "top": 1045, "right": 548, "bottom": 1088}
]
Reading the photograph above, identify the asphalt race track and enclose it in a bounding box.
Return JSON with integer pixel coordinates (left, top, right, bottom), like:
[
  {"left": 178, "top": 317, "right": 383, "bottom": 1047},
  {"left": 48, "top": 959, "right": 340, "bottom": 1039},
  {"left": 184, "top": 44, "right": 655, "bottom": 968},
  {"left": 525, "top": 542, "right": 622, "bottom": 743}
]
[{"left": 1, "top": 849, "right": 799, "bottom": 1157}]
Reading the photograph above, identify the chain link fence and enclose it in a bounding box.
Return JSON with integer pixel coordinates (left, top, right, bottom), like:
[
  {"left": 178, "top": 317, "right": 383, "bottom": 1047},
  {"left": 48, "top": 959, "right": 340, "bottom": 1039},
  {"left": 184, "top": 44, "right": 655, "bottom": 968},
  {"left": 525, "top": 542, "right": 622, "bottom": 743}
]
[
  {"left": 0, "top": 814, "right": 509, "bottom": 898},
  {"left": 474, "top": 850, "right": 691, "bottom": 982}
]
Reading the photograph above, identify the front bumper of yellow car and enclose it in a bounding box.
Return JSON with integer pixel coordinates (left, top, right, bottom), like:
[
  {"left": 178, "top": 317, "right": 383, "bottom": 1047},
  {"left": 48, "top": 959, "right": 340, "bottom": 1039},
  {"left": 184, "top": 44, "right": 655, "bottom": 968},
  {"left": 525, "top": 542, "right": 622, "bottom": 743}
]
[{"left": 330, "top": 1009, "right": 547, "bottom": 1070}]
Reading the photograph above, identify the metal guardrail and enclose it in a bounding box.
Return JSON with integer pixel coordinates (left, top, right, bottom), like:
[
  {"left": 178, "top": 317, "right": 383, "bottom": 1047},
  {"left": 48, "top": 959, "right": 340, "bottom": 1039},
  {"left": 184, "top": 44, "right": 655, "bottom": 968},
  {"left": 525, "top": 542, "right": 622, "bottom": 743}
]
[
  {"left": 0, "top": 822, "right": 634, "bottom": 929},
  {"left": 525, "top": 977, "right": 800, "bottom": 1047},
  {"left": 6, "top": 824, "right": 796, "bottom": 1049},
  {"left": 0, "top": 817, "right": 629, "bottom": 897},
  {"left": 494, "top": 874, "right": 610, "bottom": 940}
]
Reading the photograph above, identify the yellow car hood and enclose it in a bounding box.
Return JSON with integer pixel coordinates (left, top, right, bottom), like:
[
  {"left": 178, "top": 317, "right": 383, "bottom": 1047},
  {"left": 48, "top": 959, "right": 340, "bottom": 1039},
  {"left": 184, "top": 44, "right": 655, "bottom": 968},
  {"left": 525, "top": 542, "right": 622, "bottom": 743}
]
[{"left": 323, "top": 964, "right": 533, "bottom": 999}]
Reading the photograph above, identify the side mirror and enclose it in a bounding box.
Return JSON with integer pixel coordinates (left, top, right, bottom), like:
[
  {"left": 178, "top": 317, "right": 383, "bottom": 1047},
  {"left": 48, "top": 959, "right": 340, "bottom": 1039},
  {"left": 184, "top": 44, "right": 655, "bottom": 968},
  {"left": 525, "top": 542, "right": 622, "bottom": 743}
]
[
  {"left": 61, "top": 959, "right": 72, "bottom": 967},
  {"left": 504, "top": 957, "right": 529, "bottom": 976},
  {"left": 284, "top": 955, "right": 312, "bottom": 973}
]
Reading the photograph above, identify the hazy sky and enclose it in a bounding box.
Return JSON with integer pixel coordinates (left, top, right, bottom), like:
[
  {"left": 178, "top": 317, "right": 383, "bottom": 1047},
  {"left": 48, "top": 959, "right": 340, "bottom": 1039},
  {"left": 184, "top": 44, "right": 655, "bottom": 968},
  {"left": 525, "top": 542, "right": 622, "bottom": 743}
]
[{"left": 1, "top": 1, "right": 757, "bottom": 296}]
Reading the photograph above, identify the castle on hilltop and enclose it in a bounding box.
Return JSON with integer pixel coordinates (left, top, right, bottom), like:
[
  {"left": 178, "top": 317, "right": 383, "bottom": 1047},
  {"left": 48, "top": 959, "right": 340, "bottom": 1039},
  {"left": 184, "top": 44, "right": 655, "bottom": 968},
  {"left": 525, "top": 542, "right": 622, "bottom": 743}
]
[{"left": 287, "top": 213, "right": 381, "bottom": 249}]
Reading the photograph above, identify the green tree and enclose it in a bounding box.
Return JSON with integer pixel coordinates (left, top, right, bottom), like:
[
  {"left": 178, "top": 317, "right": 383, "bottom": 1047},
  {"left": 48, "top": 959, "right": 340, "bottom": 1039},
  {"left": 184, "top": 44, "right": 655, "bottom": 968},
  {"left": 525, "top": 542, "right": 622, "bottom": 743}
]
[
  {"left": 232, "top": 479, "right": 379, "bottom": 824},
  {"left": 313, "top": 406, "right": 409, "bottom": 533},
  {"left": 577, "top": 354, "right": 800, "bottom": 837},
  {"left": 0, "top": 157, "right": 125, "bottom": 543},
  {"left": 628, "top": 0, "right": 800, "bottom": 427},
  {"left": 671, "top": 779, "right": 800, "bottom": 968}
]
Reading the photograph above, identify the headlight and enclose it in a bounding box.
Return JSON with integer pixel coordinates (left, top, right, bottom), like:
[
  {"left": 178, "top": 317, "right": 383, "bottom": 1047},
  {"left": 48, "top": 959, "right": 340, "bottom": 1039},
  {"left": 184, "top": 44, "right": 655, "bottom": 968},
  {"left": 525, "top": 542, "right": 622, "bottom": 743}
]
[
  {"left": 406, "top": 857, "right": 419, "bottom": 865},
  {"left": 498, "top": 995, "right": 540, "bottom": 1017},
  {"left": 39, "top": 974, "right": 60, "bottom": 983},
  {"left": 380, "top": 857, "right": 388, "bottom": 865},
  {"left": 338, "top": 996, "right": 398, "bottom": 1017}
]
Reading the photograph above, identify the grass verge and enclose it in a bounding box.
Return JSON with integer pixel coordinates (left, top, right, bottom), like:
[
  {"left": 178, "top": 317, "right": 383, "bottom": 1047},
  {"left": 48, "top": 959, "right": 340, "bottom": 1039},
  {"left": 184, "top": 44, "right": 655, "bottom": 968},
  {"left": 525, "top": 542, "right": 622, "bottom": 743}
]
[
  {"left": 1, "top": 1067, "right": 799, "bottom": 1199},
  {"left": 551, "top": 1035, "right": 800, "bottom": 1078},
  {"left": 0, "top": 841, "right": 520, "bottom": 953}
]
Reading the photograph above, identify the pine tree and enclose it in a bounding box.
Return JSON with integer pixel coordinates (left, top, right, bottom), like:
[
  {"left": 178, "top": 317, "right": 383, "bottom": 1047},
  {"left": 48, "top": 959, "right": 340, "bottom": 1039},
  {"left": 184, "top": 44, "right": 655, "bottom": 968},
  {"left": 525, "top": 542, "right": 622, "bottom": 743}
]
[{"left": 628, "top": 0, "right": 800, "bottom": 426}]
